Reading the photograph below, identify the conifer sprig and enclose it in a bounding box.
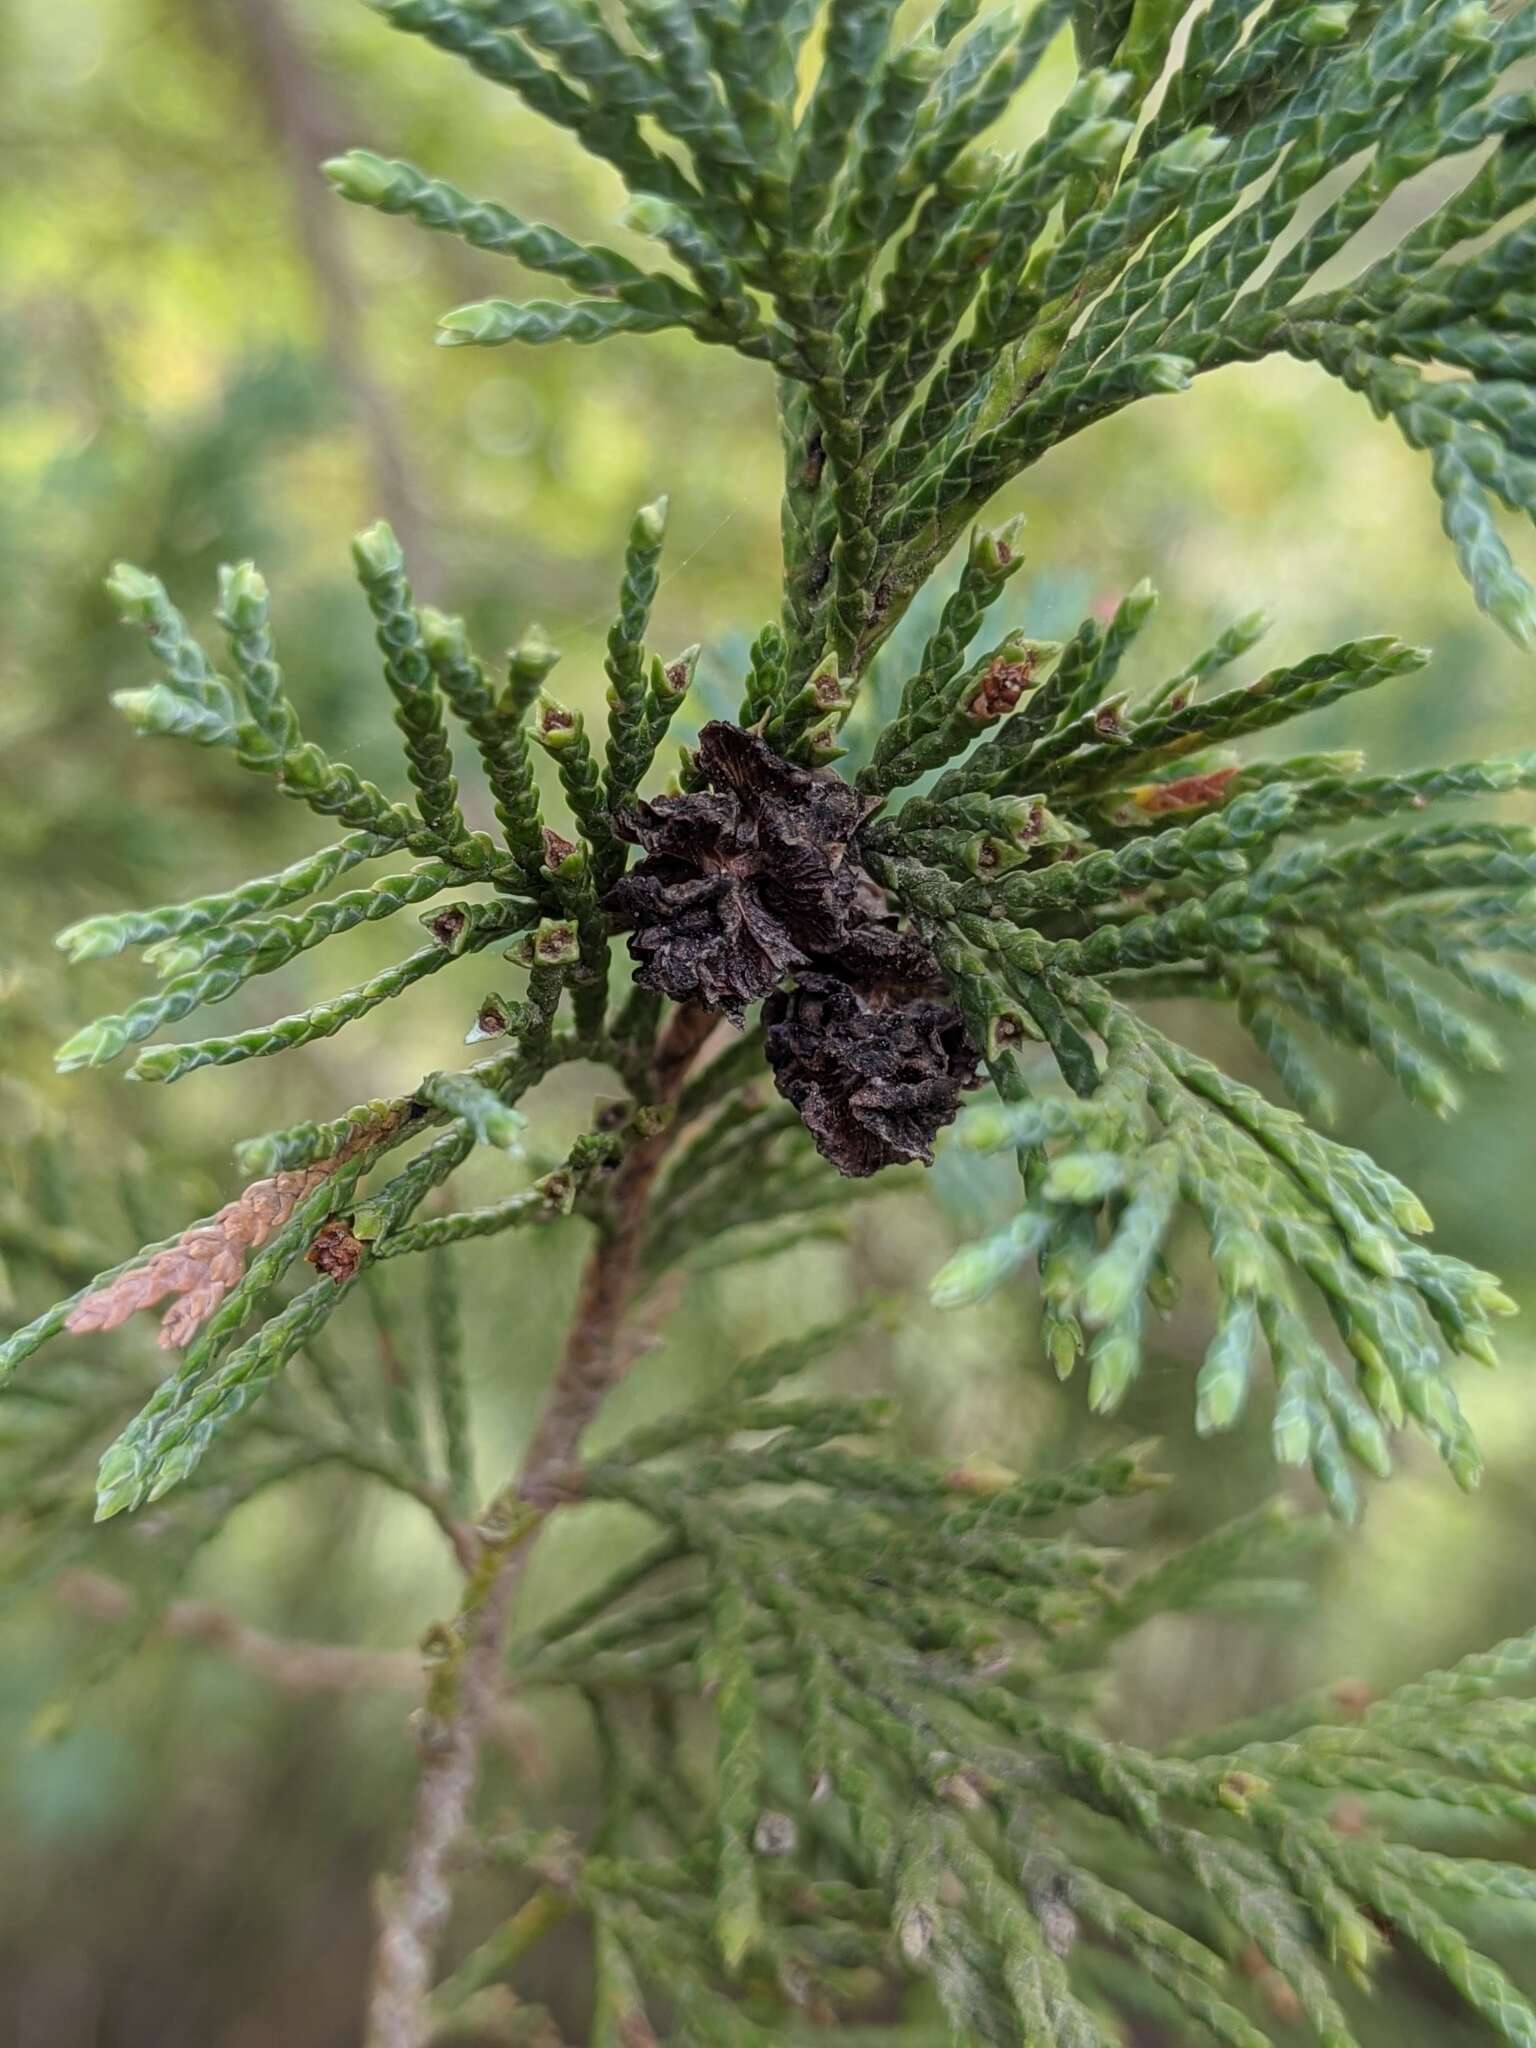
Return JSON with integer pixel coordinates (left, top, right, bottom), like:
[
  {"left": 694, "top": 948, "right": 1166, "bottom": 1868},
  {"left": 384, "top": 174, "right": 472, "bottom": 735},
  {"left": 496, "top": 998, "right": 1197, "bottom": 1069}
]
[
  {"left": 29, "top": 0, "right": 1536, "bottom": 1525},
  {"left": 454, "top": 1345, "right": 1536, "bottom": 2047},
  {"left": 12, "top": 4, "right": 1536, "bottom": 2040},
  {"left": 330, "top": 0, "right": 1536, "bottom": 681}
]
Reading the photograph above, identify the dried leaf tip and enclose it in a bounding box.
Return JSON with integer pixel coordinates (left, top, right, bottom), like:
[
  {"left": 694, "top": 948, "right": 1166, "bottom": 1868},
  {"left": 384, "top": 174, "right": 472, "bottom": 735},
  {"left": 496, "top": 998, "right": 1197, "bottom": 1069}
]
[{"left": 66, "top": 1143, "right": 365, "bottom": 1351}]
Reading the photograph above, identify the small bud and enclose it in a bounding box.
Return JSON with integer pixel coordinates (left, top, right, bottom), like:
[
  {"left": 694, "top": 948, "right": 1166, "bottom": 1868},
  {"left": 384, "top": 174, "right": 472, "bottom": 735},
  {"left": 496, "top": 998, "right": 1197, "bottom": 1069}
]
[
  {"left": 351, "top": 519, "right": 403, "bottom": 581},
  {"left": 418, "top": 606, "right": 469, "bottom": 664},
  {"left": 967, "top": 639, "right": 1054, "bottom": 722},
  {"left": 714, "top": 1901, "right": 757, "bottom": 1973},
  {"left": 658, "top": 644, "right": 698, "bottom": 698},
  {"left": 127, "top": 1047, "right": 178, "bottom": 1084},
  {"left": 1087, "top": 1329, "right": 1139, "bottom": 1413},
  {"left": 1212, "top": 1225, "right": 1268, "bottom": 1298},
  {"left": 55, "top": 917, "right": 127, "bottom": 964},
  {"left": 144, "top": 937, "right": 193, "bottom": 978},
  {"left": 1448, "top": 1436, "right": 1485, "bottom": 1492},
  {"left": 505, "top": 623, "right": 561, "bottom": 699},
  {"left": 1067, "top": 116, "right": 1135, "bottom": 167},
  {"left": 964, "top": 832, "right": 1014, "bottom": 876},
  {"left": 1446, "top": 0, "right": 1492, "bottom": 48},
  {"left": 351, "top": 1198, "right": 387, "bottom": 1244},
  {"left": 622, "top": 195, "right": 678, "bottom": 240},
  {"left": 1046, "top": 1315, "right": 1081, "bottom": 1379},
  {"left": 1335, "top": 1909, "right": 1378, "bottom": 1983},
  {"left": 111, "top": 686, "right": 233, "bottom": 747},
  {"left": 1092, "top": 692, "right": 1131, "bottom": 739},
  {"left": 933, "top": 1204, "right": 1056, "bottom": 1302},
  {"left": 802, "top": 713, "right": 847, "bottom": 761},
  {"left": 534, "top": 694, "right": 582, "bottom": 748},
  {"left": 1146, "top": 1253, "right": 1187, "bottom": 1318},
  {"left": 1139, "top": 353, "right": 1194, "bottom": 394},
  {"left": 1459, "top": 1326, "right": 1500, "bottom": 1369},
  {"left": 634, "top": 494, "right": 669, "bottom": 547},
  {"left": 466, "top": 993, "right": 511, "bottom": 1045},
  {"left": 929, "top": 1229, "right": 1025, "bottom": 1310},
  {"left": 1356, "top": 1357, "right": 1404, "bottom": 1428},
  {"left": 1288, "top": 1, "right": 1355, "bottom": 41},
  {"left": 939, "top": 144, "right": 994, "bottom": 197},
  {"left": 986, "top": 1009, "right": 1040, "bottom": 1060},
  {"left": 54, "top": 1018, "right": 131, "bottom": 1075},
  {"left": 1042, "top": 1151, "right": 1124, "bottom": 1204},
  {"left": 1340, "top": 1405, "right": 1393, "bottom": 1480},
  {"left": 526, "top": 918, "right": 581, "bottom": 968},
  {"left": 1216, "top": 1769, "right": 1264, "bottom": 1815},
  {"left": 278, "top": 742, "right": 331, "bottom": 792},
  {"left": 421, "top": 904, "right": 471, "bottom": 954},
  {"left": 540, "top": 826, "right": 579, "bottom": 871},
  {"left": 1487, "top": 582, "right": 1536, "bottom": 650},
  {"left": 1471, "top": 1270, "right": 1518, "bottom": 1317},
  {"left": 891, "top": 39, "right": 942, "bottom": 87},
  {"left": 1231, "top": 605, "right": 1273, "bottom": 648},
  {"left": 533, "top": 1167, "right": 576, "bottom": 1214},
  {"left": 1157, "top": 128, "right": 1227, "bottom": 178},
  {"left": 145, "top": 1444, "right": 200, "bottom": 1504},
  {"left": 106, "top": 561, "right": 166, "bottom": 622},
  {"left": 306, "top": 1217, "right": 364, "bottom": 1283},
  {"left": 322, "top": 148, "right": 401, "bottom": 205},
  {"left": 969, "top": 516, "right": 1026, "bottom": 579},
  {"left": 1195, "top": 1357, "right": 1249, "bottom": 1438},
  {"left": 809, "top": 663, "right": 848, "bottom": 710},
  {"left": 436, "top": 300, "right": 508, "bottom": 347},
  {"left": 215, "top": 560, "right": 269, "bottom": 632},
  {"left": 957, "top": 1104, "right": 1022, "bottom": 1151}
]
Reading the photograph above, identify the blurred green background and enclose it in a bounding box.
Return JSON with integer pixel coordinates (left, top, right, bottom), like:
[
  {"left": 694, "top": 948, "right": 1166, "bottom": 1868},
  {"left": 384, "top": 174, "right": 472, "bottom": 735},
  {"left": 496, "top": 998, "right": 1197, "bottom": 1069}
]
[{"left": 3, "top": 4, "right": 1535, "bottom": 2043}]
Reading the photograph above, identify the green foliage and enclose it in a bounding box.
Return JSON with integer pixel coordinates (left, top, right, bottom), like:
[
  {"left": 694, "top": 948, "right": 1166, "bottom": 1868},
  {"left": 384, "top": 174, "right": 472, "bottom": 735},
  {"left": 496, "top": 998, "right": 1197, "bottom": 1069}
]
[
  {"left": 10, "top": 0, "right": 1536, "bottom": 2040},
  {"left": 472, "top": 1329, "right": 1536, "bottom": 2048}
]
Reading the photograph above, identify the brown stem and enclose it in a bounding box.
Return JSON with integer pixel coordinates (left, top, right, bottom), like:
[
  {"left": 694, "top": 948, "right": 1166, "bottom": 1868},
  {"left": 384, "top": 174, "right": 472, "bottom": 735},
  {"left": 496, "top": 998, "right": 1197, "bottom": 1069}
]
[{"left": 365, "top": 1004, "right": 717, "bottom": 2048}]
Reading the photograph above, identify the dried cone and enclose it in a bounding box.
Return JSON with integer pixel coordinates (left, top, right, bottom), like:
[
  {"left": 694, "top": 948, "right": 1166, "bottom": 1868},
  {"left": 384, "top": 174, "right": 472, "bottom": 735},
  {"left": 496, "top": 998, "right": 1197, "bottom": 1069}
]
[
  {"left": 609, "top": 719, "right": 980, "bottom": 1173},
  {"left": 764, "top": 942, "right": 978, "bottom": 1178},
  {"left": 605, "top": 721, "right": 869, "bottom": 1020}
]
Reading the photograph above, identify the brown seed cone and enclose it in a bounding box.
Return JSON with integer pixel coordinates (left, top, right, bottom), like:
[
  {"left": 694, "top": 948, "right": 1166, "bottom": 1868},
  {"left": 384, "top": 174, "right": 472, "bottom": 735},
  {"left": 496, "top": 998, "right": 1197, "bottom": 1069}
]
[
  {"left": 605, "top": 721, "right": 870, "bottom": 1021},
  {"left": 763, "top": 968, "right": 979, "bottom": 1179}
]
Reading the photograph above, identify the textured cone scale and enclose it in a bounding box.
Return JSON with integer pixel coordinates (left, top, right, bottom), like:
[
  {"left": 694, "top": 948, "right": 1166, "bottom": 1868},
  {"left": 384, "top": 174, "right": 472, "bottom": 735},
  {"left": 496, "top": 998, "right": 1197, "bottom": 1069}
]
[
  {"left": 608, "top": 720, "right": 979, "bottom": 1170},
  {"left": 605, "top": 721, "right": 870, "bottom": 1020},
  {"left": 764, "top": 968, "right": 979, "bottom": 1179}
]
